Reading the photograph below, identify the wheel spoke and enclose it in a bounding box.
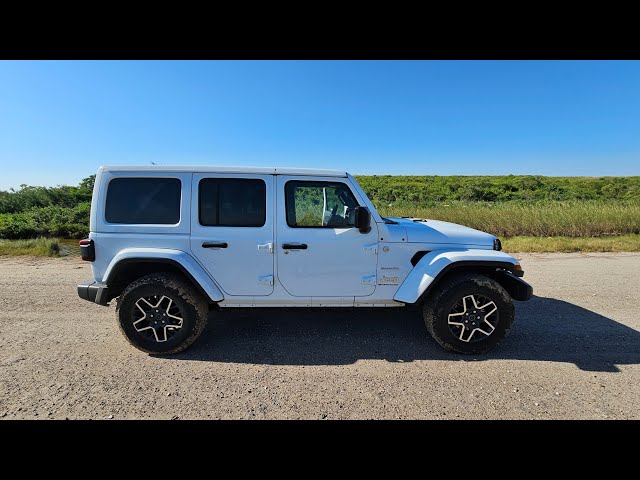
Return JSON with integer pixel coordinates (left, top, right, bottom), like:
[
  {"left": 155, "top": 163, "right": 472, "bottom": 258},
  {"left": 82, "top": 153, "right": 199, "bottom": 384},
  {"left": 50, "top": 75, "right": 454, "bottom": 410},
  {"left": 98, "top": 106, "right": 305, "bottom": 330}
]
[
  {"left": 475, "top": 327, "right": 492, "bottom": 337},
  {"left": 164, "top": 325, "right": 179, "bottom": 338},
  {"left": 447, "top": 294, "right": 499, "bottom": 343},
  {"left": 477, "top": 300, "right": 494, "bottom": 310},
  {"left": 470, "top": 295, "right": 483, "bottom": 310},
  {"left": 135, "top": 302, "right": 147, "bottom": 316},
  {"left": 462, "top": 295, "right": 473, "bottom": 312},
  {"left": 133, "top": 317, "right": 147, "bottom": 327},
  {"left": 158, "top": 295, "right": 171, "bottom": 309},
  {"left": 140, "top": 297, "right": 156, "bottom": 309},
  {"left": 484, "top": 319, "right": 496, "bottom": 331},
  {"left": 460, "top": 328, "right": 472, "bottom": 342},
  {"left": 131, "top": 294, "right": 184, "bottom": 343},
  {"left": 483, "top": 304, "right": 497, "bottom": 318},
  {"left": 135, "top": 325, "right": 160, "bottom": 342},
  {"left": 157, "top": 327, "right": 168, "bottom": 342},
  {"left": 164, "top": 298, "right": 174, "bottom": 314}
]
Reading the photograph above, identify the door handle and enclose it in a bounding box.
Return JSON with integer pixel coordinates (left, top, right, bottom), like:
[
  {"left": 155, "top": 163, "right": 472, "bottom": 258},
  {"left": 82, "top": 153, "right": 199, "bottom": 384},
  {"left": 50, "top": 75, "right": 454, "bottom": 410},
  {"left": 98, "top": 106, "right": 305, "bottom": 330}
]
[
  {"left": 202, "top": 242, "right": 228, "bottom": 249},
  {"left": 282, "top": 243, "right": 308, "bottom": 250}
]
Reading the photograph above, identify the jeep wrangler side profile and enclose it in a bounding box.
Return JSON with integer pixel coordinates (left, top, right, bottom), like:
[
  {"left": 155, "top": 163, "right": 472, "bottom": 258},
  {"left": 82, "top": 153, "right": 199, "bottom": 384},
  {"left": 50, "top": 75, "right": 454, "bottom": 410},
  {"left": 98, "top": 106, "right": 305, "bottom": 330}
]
[{"left": 77, "top": 166, "right": 532, "bottom": 355}]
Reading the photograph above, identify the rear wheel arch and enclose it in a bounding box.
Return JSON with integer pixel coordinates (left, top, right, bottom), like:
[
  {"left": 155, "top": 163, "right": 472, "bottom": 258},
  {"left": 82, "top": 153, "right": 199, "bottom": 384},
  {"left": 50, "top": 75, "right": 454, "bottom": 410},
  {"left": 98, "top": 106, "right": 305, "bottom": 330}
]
[{"left": 104, "top": 258, "right": 215, "bottom": 304}]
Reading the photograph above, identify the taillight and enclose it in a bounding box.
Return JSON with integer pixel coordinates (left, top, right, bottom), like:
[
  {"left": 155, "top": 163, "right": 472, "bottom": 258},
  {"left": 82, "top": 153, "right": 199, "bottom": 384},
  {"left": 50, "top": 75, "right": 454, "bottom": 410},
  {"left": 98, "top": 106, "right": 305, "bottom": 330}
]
[{"left": 79, "top": 239, "right": 95, "bottom": 262}]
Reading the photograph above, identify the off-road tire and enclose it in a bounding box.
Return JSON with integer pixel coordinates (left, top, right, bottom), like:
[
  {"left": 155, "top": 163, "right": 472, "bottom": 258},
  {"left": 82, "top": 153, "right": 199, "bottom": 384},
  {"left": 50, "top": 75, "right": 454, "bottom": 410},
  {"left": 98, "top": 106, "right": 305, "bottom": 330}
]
[
  {"left": 423, "top": 272, "right": 514, "bottom": 354},
  {"left": 115, "top": 273, "right": 209, "bottom": 354}
]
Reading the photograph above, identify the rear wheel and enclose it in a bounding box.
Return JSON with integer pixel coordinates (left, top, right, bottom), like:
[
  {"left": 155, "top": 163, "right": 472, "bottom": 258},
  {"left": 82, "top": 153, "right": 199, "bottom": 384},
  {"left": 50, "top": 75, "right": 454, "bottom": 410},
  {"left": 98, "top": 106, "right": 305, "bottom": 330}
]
[
  {"left": 116, "top": 273, "right": 209, "bottom": 354},
  {"left": 423, "top": 273, "right": 514, "bottom": 354}
]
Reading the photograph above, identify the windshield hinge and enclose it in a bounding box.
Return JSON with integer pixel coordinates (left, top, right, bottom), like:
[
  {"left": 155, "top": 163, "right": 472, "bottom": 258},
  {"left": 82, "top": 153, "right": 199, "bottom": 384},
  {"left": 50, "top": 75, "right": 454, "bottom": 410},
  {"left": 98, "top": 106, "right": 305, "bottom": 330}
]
[
  {"left": 258, "top": 242, "right": 273, "bottom": 254},
  {"left": 363, "top": 243, "right": 378, "bottom": 254},
  {"left": 361, "top": 274, "right": 377, "bottom": 285}
]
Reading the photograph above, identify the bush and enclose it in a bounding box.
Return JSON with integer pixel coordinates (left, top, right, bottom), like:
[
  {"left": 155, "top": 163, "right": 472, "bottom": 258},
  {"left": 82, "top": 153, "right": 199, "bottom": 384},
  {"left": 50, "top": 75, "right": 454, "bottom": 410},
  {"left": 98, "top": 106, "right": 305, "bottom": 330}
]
[
  {"left": 0, "top": 175, "right": 94, "bottom": 214},
  {"left": 0, "top": 203, "right": 90, "bottom": 239}
]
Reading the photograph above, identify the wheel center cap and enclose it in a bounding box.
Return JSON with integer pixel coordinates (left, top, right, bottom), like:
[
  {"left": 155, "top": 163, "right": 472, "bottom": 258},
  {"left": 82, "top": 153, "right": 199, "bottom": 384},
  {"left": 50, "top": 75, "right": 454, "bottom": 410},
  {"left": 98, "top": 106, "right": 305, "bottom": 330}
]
[{"left": 469, "top": 315, "right": 476, "bottom": 321}]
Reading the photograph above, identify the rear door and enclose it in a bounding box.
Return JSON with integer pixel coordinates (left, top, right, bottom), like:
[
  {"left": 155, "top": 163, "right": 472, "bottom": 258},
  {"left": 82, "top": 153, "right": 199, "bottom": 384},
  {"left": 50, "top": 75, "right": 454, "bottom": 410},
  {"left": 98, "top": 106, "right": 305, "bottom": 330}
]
[{"left": 190, "top": 173, "right": 274, "bottom": 296}]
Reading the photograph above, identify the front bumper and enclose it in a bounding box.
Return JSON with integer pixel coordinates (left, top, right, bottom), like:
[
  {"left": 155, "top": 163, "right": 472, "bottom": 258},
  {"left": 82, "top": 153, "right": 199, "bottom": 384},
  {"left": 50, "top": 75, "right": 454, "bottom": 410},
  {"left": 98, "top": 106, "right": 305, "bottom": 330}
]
[
  {"left": 495, "top": 270, "right": 533, "bottom": 301},
  {"left": 77, "top": 280, "right": 110, "bottom": 306}
]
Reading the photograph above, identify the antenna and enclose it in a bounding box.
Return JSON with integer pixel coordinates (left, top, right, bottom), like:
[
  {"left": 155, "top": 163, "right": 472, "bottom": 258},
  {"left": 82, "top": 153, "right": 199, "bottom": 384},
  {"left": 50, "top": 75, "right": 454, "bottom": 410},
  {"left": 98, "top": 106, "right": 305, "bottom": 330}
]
[{"left": 150, "top": 162, "right": 157, "bottom": 165}]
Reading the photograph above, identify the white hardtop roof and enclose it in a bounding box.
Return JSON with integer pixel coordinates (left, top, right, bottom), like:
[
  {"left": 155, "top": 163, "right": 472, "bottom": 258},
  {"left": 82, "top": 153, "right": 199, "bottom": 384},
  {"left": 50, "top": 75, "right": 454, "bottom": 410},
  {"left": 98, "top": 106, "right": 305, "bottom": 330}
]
[{"left": 100, "top": 165, "right": 348, "bottom": 177}]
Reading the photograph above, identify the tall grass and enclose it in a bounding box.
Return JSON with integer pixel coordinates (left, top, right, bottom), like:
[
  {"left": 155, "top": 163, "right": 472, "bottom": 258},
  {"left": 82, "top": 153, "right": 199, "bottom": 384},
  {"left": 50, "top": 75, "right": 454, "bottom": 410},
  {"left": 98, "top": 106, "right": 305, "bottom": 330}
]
[
  {"left": 379, "top": 201, "right": 640, "bottom": 237},
  {"left": 503, "top": 235, "right": 640, "bottom": 252},
  {"left": 0, "top": 238, "right": 62, "bottom": 256}
]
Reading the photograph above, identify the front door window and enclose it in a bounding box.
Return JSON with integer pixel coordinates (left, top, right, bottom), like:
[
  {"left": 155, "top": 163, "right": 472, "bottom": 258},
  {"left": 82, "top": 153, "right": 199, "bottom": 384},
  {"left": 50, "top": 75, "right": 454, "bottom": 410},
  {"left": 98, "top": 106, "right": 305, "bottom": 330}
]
[{"left": 285, "top": 181, "right": 359, "bottom": 229}]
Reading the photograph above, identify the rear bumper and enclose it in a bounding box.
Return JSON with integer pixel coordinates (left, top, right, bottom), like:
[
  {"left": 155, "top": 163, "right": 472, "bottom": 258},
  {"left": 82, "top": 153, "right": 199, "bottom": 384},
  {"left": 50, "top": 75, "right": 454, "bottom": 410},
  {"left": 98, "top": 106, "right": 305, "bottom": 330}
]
[
  {"left": 77, "top": 280, "right": 110, "bottom": 306},
  {"left": 495, "top": 270, "right": 533, "bottom": 301}
]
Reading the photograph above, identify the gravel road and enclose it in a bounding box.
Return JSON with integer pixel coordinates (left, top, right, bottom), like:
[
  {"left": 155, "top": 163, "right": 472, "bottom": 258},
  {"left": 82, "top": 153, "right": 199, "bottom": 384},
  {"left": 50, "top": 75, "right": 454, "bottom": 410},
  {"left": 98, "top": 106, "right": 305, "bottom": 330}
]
[{"left": 1, "top": 253, "right": 639, "bottom": 419}]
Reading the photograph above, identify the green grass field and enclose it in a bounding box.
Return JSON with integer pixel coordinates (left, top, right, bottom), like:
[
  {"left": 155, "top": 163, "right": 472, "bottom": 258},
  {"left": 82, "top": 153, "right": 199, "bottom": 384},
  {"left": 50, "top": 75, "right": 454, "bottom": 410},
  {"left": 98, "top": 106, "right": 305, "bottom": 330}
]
[
  {"left": 0, "top": 238, "right": 62, "bottom": 256},
  {"left": 379, "top": 201, "right": 640, "bottom": 237},
  {"left": 502, "top": 234, "right": 640, "bottom": 253},
  {"left": 1, "top": 175, "right": 640, "bottom": 253}
]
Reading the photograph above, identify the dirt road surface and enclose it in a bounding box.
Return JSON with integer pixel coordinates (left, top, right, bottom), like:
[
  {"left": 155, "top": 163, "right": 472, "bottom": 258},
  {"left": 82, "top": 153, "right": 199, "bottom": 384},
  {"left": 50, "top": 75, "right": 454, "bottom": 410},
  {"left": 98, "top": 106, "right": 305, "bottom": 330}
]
[{"left": 1, "top": 253, "right": 639, "bottom": 419}]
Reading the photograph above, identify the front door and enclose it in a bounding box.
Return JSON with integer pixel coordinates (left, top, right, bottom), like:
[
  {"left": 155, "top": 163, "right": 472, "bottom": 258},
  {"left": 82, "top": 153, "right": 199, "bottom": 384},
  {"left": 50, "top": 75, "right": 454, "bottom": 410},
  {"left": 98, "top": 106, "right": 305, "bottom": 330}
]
[
  {"left": 190, "top": 173, "right": 274, "bottom": 296},
  {"left": 276, "top": 176, "right": 378, "bottom": 297}
]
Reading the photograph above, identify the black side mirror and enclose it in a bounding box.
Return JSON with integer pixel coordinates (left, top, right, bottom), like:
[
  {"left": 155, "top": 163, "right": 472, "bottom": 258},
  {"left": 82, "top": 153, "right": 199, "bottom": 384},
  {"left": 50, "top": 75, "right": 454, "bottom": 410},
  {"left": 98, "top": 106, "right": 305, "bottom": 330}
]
[{"left": 354, "top": 206, "right": 371, "bottom": 233}]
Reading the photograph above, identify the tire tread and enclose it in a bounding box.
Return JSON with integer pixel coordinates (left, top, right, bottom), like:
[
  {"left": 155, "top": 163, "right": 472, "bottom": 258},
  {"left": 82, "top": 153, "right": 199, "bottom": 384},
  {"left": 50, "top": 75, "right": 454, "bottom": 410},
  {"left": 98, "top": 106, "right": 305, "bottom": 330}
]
[
  {"left": 423, "top": 272, "right": 514, "bottom": 354},
  {"left": 115, "top": 273, "right": 209, "bottom": 354}
]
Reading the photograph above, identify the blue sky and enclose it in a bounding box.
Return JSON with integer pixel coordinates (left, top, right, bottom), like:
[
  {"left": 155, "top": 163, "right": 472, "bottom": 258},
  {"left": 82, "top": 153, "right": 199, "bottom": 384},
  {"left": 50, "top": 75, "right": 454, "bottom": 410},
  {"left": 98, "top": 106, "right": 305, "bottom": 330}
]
[{"left": 0, "top": 60, "right": 638, "bottom": 189}]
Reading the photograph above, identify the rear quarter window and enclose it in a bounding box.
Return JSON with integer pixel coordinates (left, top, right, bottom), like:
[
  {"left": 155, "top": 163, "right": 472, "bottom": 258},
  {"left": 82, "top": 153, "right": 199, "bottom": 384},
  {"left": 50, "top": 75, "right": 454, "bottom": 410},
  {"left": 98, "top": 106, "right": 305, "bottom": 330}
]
[{"left": 105, "top": 177, "right": 182, "bottom": 224}]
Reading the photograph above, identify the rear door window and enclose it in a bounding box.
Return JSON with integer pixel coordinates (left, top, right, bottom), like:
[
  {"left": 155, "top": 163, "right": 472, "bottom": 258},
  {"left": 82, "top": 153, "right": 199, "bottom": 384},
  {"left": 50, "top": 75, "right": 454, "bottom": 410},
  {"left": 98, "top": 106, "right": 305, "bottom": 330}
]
[{"left": 199, "top": 178, "right": 266, "bottom": 227}]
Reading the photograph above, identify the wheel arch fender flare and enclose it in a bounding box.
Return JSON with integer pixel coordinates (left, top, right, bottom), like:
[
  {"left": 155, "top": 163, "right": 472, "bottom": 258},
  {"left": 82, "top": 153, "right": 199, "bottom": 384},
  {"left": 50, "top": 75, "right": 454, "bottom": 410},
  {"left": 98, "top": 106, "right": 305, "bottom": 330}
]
[
  {"left": 102, "top": 248, "right": 224, "bottom": 303},
  {"left": 394, "top": 249, "right": 522, "bottom": 304}
]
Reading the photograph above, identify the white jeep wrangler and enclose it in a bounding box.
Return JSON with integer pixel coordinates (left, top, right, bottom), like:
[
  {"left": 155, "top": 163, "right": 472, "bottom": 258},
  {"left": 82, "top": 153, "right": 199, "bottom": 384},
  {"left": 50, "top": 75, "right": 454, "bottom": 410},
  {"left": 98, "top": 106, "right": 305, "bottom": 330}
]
[{"left": 77, "top": 166, "right": 532, "bottom": 355}]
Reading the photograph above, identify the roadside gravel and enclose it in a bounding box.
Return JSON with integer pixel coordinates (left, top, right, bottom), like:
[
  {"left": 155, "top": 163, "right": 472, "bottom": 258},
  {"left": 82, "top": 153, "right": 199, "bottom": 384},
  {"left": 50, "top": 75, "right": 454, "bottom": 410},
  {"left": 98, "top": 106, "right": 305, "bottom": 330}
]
[{"left": 0, "top": 253, "right": 638, "bottom": 419}]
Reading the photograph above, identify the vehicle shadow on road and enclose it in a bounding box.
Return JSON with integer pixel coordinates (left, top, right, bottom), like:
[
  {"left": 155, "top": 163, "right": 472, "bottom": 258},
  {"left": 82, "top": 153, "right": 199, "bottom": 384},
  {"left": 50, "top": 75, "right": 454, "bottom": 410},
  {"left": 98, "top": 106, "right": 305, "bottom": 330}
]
[{"left": 170, "top": 296, "right": 640, "bottom": 372}]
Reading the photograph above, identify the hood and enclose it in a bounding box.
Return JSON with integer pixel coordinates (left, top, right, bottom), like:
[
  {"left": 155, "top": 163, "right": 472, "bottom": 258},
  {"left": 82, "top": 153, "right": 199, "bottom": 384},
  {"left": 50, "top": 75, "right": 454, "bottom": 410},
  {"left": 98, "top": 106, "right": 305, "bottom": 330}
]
[{"left": 386, "top": 217, "right": 496, "bottom": 246}]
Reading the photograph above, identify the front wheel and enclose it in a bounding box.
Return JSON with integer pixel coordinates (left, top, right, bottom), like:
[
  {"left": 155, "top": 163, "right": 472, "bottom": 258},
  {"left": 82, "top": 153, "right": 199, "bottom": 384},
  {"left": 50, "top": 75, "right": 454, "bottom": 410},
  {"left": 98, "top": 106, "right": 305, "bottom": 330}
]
[
  {"left": 116, "top": 273, "right": 209, "bottom": 354},
  {"left": 423, "top": 273, "right": 514, "bottom": 354}
]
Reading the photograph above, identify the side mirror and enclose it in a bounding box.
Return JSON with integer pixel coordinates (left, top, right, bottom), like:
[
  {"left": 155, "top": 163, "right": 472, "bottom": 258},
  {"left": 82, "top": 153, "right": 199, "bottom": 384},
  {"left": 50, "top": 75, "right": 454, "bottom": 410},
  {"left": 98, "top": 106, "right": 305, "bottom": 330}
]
[{"left": 354, "top": 206, "right": 371, "bottom": 233}]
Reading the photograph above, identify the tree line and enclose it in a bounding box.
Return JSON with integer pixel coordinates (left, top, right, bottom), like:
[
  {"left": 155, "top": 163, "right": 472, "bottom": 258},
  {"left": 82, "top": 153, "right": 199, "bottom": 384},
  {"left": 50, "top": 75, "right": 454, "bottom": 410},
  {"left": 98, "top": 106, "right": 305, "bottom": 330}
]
[{"left": 1, "top": 174, "right": 639, "bottom": 239}]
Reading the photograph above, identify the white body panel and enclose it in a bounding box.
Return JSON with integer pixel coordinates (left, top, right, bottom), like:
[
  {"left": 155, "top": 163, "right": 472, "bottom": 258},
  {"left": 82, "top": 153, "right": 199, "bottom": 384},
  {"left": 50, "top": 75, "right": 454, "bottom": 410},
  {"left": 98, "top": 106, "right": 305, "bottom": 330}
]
[
  {"left": 275, "top": 175, "right": 379, "bottom": 297},
  {"left": 189, "top": 173, "right": 275, "bottom": 296},
  {"left": 101, "top": 247, "right": 224, "bottom": 302},
  {"left": 391, "top": 217, "right": 496, "bottom": 246},
  {"left": 89, "top": 165, "right": 521, "bottom": 308},
  {"left": 393, "top": 249, "right": 520, "bottom": 304}
]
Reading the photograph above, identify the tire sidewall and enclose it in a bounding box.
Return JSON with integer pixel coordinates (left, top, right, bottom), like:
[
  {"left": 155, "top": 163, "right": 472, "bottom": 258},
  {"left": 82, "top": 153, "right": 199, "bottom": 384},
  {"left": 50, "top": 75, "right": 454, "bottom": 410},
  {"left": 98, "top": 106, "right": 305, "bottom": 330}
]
[
  {"left": 118, "top": 283, "right": 199, "bottom": 354},
  {"left": 431, "top": 278, "right": 514, "bottom": 354}
]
